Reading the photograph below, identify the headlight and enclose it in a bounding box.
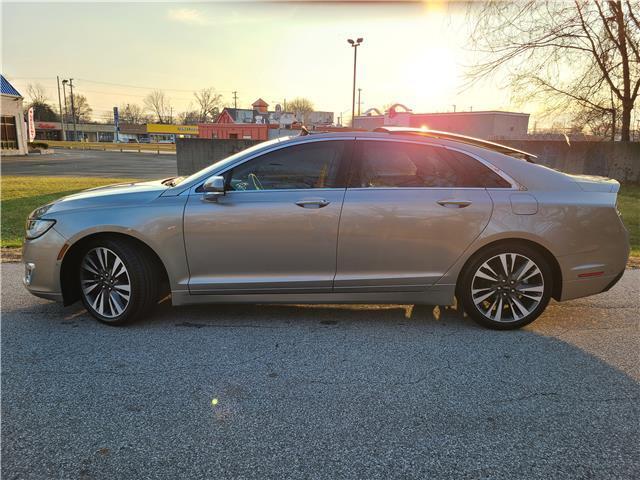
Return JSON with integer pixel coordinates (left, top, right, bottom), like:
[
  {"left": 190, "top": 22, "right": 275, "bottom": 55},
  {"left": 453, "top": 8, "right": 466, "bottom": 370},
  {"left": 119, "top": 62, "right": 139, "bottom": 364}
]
[{"left": 25, "top": 219, "right": 56, "bottom": 239}]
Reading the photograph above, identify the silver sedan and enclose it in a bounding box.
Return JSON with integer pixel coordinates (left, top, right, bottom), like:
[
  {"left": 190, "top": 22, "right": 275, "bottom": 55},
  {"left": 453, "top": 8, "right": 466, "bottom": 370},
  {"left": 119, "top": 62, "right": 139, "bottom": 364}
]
[{"left": 22, "top": 128, "right": 629, "bottom": 329}]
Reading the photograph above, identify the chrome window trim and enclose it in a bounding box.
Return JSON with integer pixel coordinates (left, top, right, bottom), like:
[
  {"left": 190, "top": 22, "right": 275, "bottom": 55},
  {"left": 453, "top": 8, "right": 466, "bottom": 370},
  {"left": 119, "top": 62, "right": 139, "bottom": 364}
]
[
  {"left": 352, "top": 137, "right": 523, "bottom": 191},
  {"left": 188, "top": 136, "right": 356, "bottom": 195}
]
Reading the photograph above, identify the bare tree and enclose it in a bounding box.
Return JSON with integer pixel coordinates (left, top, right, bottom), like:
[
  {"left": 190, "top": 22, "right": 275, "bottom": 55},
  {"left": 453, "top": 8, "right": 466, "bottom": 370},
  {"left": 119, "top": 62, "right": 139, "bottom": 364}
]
[
  {"left": 286, "top": 97, "right": 314, "bottom": 122},
  {"left": 194, "top": 88, "right": 223, "bottom": 122},
  {"left": 119, "top": 103, "right": 148, "bottom": 124},
  {"left": 178, "top": 110, "right": 200, "bottom": 125},
  {"left": 70, "top": 94, "right": 92, "bottom": 123},
  {"left": 144, "top": 90, "right": 172, "bottom": 124},
  {"left": 466, "top": 1, "right": 640, "bottom": 141},
  {"left": 25, "top": 83, "right": 59, "bottom": 121},
  {"left": 27, "top": 83, "right": 49, "bottom": 105}
]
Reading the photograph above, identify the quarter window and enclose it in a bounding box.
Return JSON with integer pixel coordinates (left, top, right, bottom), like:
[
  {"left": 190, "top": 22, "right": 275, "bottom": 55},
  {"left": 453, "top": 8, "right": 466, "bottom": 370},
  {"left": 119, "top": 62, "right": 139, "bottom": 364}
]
[
  {"left": 229, "top": 141, "right": 346, "bottom": 190},
  {"left": 354, "top": 141, "right": 511, "bottom": 188}
]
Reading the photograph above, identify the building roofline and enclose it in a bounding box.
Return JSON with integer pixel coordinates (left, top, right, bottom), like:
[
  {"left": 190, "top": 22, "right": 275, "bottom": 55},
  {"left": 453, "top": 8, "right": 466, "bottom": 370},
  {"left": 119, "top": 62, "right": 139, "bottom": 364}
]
[{"left": 355, "top": 110, "right": 530, "bottom": 119}]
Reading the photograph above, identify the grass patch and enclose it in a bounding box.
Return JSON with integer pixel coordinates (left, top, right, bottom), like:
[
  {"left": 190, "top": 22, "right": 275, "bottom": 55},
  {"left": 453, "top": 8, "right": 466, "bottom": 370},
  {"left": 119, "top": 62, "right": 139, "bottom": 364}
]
[
  {"left": 1, "top": 176, "right": 138, "bottom": 248},
  {"left": 618, "top": 184, "right": 640, "bottom": 257}
]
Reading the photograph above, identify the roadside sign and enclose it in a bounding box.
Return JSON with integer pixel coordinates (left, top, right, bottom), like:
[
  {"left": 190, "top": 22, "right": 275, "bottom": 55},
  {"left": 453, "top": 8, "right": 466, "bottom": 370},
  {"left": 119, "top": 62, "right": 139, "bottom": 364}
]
[
  {"left": 27, "top": 107, "right": 35, "bottom": 142},
  {"left": 113, "top": 106, "right": 119, "bottom": 142}
]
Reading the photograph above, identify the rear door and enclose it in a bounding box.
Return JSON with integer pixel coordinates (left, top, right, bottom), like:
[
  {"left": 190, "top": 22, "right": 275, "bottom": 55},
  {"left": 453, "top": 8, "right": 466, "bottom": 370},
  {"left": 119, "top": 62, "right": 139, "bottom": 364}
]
[{"left": 334, "top": 139, "right": 511, "bottom": 292}]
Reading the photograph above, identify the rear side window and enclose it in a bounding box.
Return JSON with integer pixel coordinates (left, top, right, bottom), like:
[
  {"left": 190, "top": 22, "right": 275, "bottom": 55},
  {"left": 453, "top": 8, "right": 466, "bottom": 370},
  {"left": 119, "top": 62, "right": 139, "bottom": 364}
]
[
  {"left": 229, "top": 141, "right": 347, "bottom": 190},
  {"left": 353, "top": 141, "right": 511, "bottom": 188}
]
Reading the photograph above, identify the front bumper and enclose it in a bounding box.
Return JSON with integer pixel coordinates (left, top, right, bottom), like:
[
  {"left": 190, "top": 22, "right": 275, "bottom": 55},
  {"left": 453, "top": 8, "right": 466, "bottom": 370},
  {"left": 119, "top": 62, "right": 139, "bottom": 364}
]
[{"left": 22, "top": 227, "right": 67, "bottom": 301}]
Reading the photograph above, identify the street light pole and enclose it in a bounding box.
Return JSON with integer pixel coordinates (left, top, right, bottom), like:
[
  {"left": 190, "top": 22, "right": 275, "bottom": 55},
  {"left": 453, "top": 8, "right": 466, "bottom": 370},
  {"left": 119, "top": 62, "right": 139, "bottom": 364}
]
[
  {"left": 68, "top": 78, "right": 78, "bottom": 141},
  {"left": 347, "top": 37, "right": 363, "bottom": 127},
  {"left": 357, "top": 88, "right": 362, "bottom": 116}
]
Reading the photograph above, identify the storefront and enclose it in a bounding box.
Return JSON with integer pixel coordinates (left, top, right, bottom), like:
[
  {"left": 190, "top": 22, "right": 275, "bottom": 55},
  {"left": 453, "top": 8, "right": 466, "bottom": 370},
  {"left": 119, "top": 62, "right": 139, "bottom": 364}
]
[
  {"left": 146, "top": 124, "right": 198, "bottom": 143},
  {"left": 34, "top": 121, "right": 116, "bottom": 142}
]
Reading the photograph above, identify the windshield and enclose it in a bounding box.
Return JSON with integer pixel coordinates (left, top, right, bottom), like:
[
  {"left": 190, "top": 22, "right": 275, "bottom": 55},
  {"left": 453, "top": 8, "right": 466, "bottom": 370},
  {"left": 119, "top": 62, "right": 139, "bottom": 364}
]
[{"left": 174, "top": 137, "right": 287, "bottom": 186}]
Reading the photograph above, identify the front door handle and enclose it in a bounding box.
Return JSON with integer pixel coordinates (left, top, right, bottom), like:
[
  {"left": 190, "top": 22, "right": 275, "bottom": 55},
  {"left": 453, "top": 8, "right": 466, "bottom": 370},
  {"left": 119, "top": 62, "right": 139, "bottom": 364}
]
[
  {"left": 437, "top": 199, "right": 472, "bottom": 208},
  {"left": 295, "top": 199, "right": 330, "bottom": 208}
]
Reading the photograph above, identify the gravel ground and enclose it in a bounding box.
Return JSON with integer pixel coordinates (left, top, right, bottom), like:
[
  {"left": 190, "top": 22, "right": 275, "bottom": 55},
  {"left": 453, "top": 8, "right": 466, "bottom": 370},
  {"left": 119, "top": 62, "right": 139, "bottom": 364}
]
[{"left": 1, "top": 264, "right": 639, "bottom": 479}]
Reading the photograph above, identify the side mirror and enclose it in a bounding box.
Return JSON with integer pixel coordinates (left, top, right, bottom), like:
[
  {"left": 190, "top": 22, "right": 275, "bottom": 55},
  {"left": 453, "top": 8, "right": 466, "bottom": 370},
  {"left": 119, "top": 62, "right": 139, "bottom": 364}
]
[{"left": 202, "top": 175, "right": 226, "bottom": 201}]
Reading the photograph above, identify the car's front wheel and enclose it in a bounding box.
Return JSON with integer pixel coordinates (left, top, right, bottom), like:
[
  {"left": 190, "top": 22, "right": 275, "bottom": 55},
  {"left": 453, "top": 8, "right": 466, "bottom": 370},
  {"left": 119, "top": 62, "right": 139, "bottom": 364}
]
[
  {"left": 459, "top": 244, "right": 553, "bottom": 330},
  {"left": 79, "top": 238, "right": 159, "bottom": 325}
]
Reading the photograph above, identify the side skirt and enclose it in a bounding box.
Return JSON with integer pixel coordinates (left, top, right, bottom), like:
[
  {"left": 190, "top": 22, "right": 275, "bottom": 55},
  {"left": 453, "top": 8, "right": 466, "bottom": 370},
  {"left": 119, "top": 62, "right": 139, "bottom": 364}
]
[{"left": 171, "top": 285, "right": 456, "bottom": 307}]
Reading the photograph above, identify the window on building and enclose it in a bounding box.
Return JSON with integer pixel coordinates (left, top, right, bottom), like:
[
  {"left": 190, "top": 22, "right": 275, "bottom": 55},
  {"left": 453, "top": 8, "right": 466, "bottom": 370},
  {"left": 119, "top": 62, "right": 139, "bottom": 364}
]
[
  {"left": 229, "top": 141, "right": 347, "bottom": 190},
  {"left": 1, "top": 115, "right": 18, "bottom": 149},
  {"left": 354, "top": 141, "right": 511, "bottom": 188}
]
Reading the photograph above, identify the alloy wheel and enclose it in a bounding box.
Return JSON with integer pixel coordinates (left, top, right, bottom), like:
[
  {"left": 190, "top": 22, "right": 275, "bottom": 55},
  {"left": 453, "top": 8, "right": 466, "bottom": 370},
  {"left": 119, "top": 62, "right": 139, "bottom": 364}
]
[
  {"left": 80, "top": 247, "right": 131, "bottom": 318},
  {"left": 470, "top": 253, "right": 545, "bottom": 323}
]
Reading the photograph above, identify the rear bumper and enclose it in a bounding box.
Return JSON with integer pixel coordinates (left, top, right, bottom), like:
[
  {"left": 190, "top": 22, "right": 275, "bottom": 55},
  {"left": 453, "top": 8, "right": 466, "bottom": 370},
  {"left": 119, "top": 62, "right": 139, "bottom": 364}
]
[{"left": 560, "top": 269, "right": 626, "bottom": 301}]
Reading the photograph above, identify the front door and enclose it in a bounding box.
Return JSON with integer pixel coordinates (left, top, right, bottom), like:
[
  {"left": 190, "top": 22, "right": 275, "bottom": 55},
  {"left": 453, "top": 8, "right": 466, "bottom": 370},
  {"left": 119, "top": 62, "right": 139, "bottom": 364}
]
[
  {"left": 335, "top": 139, "right": 511, "bottom": 291},
  {"left": 184, "top": 139, "right": 353, "bottom": 294}
]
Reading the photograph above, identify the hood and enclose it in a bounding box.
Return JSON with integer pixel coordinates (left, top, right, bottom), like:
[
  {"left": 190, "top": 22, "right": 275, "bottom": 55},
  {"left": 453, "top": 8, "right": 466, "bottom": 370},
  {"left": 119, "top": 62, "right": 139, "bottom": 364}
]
[
  {"left": 42, "top": 179, "right": 170, "bottom": 216},
  {"left": 568, "top": 174, "right": 620, "bottom": 193}
]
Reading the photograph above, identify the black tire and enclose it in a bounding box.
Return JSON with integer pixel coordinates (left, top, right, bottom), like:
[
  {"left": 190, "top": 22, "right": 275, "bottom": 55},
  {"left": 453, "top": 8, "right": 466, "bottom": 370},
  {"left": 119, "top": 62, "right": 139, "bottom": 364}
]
[
  {"left": 459, "top": 243, "right": 553, "bottom": 330},
  {"left": 78, "top": 238, "right": 159, "bottom": 325}
]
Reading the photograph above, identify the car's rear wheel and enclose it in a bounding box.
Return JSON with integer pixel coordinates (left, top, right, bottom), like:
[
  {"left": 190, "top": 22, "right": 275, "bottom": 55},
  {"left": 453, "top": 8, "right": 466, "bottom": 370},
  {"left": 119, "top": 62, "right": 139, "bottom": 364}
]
[
  {"left": 79, "top": 238, "right": 158, "bottom": 325},
  {"left": 459, "top": 244, "right": 553, "bottom": 330}
]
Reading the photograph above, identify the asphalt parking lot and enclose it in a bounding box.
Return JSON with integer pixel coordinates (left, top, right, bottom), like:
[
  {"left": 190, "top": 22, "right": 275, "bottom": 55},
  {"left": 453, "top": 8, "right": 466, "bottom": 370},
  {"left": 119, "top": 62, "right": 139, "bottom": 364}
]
[
  {"left": 1, "top": 263, "right": 639, "bottom": 479},
  {"left": 1, "top": 149, "right": 177, "bottom": 179}
]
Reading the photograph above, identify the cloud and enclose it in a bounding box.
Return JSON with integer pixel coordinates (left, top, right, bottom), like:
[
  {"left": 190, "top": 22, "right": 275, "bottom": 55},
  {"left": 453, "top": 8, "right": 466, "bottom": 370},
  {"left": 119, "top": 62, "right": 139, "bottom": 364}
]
[{"left": 167, "top": 8, "right": 208, "bottom": 25}]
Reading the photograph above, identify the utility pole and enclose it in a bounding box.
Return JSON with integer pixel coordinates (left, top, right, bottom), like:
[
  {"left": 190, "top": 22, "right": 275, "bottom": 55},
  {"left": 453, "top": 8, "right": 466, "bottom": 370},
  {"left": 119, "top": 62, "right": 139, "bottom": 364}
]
[
  {"left": 347, "top": 37, "right": 363, "bottom": 127},
  {"left": 57, "top": 76, "right": 66, "bottom": 141},
  {"left": 68, "top": 78, "right": 78, "bottom": 141},
  {"left": 232, "top": 91, "right": 238, "bottom": 109},
  {"left": 451, "top": 104, "right": 456, "bottom": 113},
  {"left": 357, "top": 88, "right": 362, "bottom": 116},
  {"left": 62, "top": 80, "right": 69, "bottom": 140}
]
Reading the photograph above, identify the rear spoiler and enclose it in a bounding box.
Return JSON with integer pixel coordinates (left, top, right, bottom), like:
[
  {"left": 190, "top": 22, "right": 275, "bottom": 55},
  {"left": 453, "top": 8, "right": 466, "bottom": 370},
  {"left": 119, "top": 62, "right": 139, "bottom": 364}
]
[{"left": 374, "top": 127, "right": 538, "bottom": 163}]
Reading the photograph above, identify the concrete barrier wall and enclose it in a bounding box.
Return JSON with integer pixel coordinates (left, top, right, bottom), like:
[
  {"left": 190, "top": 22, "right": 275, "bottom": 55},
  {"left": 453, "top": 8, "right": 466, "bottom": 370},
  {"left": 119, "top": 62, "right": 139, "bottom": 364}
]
[
  {"left": 177, "top": 137, "right": 640, "bottom": 183},
  {"left": 499, "top": 140, "right": 640, "bottom": 183},
  {"left": 176, "top": 138, "right": 259, "bottom": 176}
]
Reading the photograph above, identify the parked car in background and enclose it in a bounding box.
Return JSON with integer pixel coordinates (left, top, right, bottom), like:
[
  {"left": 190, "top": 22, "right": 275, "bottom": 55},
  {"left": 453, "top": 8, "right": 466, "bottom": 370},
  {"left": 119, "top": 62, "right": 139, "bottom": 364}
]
[{"left": 22, "top": 129, "right": 629, "bottom": 329}]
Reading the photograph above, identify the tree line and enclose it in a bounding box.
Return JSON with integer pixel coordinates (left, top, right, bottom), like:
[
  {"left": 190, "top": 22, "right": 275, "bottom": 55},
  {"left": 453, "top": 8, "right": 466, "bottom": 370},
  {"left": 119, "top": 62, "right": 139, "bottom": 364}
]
[{"left": 25, "top": 83, "right": 317, "bottom": 127}]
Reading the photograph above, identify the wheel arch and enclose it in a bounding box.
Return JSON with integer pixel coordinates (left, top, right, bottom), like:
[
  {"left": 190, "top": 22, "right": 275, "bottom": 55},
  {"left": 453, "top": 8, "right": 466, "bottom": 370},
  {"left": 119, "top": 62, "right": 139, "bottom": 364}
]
[
  {"left": 457, "top": 238, "right": 563, "bottom": 301},
  {"left": 60, "top": 231, "right": 170, "bottom": 306}
]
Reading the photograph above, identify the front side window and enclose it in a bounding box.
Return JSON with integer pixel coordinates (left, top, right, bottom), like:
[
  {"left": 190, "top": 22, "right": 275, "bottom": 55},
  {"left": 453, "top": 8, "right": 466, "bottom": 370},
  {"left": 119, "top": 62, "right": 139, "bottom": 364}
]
[
  {"left": 228, "top": 141, "right": 347, "bottom": 191},
  {"left": 354, "top": 141, "right": 511, "bottom": 188}
]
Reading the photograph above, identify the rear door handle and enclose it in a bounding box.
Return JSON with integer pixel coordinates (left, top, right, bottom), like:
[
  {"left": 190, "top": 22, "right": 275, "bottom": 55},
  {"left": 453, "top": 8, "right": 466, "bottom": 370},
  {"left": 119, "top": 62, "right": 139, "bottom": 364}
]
[
  {"left": 295, "top": 199, "right": 330, "bottom": 208},
  {"left": 437, "top": 199, "right": 472, "bottom": 208}
]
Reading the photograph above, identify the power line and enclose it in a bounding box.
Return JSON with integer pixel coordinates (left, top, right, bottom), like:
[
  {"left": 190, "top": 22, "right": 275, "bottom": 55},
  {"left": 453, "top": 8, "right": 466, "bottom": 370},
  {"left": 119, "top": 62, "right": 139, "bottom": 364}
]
[{"left": 76, "top": 78, "right": 236, "bottom": 94}]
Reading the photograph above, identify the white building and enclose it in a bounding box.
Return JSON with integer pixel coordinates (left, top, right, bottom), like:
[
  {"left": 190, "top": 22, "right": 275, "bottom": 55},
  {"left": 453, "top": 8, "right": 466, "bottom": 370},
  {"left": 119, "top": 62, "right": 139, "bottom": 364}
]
[{"left": 1, "top": 75, "right": 28, "bottom": 155}]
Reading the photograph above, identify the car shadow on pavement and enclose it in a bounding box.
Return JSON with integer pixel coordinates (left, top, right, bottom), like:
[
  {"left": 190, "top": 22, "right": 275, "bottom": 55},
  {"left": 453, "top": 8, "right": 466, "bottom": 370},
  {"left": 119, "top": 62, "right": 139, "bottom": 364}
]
[{"left": 149, "top": 300, "right": 475, "bottom": 330}]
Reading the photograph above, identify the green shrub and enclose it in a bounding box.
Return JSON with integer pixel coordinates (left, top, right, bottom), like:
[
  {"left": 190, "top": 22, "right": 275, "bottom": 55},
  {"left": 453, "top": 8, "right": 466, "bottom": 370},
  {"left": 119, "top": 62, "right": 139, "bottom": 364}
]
[{"left": 28, "top": 141, "right": 49, "bottom": 149}]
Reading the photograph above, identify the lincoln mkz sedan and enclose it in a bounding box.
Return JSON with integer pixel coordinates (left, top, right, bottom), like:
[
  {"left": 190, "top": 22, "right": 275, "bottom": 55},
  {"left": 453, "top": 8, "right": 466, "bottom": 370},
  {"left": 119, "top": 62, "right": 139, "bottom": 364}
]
[{"left": 23, "top": 128, "right": 629, "bottom": 329}]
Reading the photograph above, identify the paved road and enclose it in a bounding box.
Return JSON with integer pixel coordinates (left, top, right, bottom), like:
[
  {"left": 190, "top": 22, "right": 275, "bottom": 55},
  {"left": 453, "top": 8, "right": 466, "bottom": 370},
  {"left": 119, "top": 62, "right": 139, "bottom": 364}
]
[
  {"left": 2, "top": 263, "right": 639, "bottom": 479},
  {"left": 1, "top": 150, "right": 177, "bottom": 179}
]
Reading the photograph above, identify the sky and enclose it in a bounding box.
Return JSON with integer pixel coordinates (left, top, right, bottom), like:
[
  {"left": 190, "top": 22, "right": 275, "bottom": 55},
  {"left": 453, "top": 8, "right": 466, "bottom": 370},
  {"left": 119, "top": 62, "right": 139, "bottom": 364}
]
[{"left": 1, "top": 1, "right": 526, "bottom": 124}]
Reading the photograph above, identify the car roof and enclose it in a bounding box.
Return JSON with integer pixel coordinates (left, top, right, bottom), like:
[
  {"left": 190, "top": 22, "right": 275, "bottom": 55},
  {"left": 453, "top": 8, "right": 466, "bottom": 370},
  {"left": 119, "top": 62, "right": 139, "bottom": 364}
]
[{"left": 293, "top": 127, "right": 537, "bottom": 162}]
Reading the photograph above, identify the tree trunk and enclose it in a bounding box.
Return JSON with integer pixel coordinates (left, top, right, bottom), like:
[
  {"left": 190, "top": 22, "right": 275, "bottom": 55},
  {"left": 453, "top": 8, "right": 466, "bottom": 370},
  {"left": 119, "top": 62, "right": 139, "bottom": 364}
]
[{"left": 620, "top": 100, "right": 632, "bottom": 141}]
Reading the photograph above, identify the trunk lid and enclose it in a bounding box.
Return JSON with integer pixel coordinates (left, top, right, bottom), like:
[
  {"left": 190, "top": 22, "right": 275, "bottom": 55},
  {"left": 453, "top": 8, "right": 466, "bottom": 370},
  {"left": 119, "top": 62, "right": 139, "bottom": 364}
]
[{"left": 568, "top": 174, "right": 620, "bottom": 193}]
